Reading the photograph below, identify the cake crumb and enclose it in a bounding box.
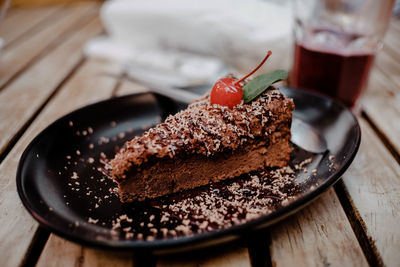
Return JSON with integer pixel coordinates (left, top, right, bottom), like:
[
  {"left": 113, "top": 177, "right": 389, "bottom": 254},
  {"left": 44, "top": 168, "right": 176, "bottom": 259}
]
[
  {"left": 146, "top": 235, "right": 156, "bottom": 241},
  {"left": 160, "top": 228, "right": 168, "bottom": 237},
  {"left": 125, "top": 232, "right": 134, "bottom": 239},
  {"left": 329, "top": 155, "right": 336, "bottom": 170},
  {"left": 98, "top": 137, "right": 110, "bottom": 144},
  {"left": 88, "top": 217, "right": 98, "bottom": 224},
  {"left": 93, "top": 138, "right": 314, "bottom": 242}
]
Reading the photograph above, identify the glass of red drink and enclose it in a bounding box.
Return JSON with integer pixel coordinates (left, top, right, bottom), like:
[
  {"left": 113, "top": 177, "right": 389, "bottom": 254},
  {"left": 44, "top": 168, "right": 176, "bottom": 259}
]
[{"left": 291, "top": 0, "right": 395, "bottom": 109}]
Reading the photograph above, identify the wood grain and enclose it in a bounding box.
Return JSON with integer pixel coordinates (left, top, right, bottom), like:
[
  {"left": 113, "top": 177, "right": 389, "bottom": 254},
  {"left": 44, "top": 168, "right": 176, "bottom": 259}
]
[
  {"left": 0, "top": 2, "right": 98, "bottom": 89},
  {"left": 0, "top": 58, "right": 121, "bottom": 267},
  {"left": 80, "top": 246, "right": 133, "bottom": 267},
  {"left": 35, "top": 66, "right": 147, "bottom": 267},
  {"left": 1, "top": 5, "right": 399, "bottom": 266},
  {"left": 157, "top": 247, "right": 251, "bottom": 267},
  {"left": 116, "top": 79, "right": 150, "bottom": 96},
  {"left": 362, "top": 68, "right": 400, "bottom": 155},
  {"left": 36, "top": 235, "right": 83, "bottom": 267},
  {"left": 0, "top": 5, "right": 62, "bottom": 47},
  {"left": 389, "top": 17, "right": 400, "bottom": 33},
  {"left": 360, "top": 20, "right": 400, "bottom": 155},
  {"left": 382, "top": 21, "right": 400, "bottom": 60},
  {"left": 0, "top": 16, "right": 102, "bottom": 157},
  {"left": 12, "top": 0, "right": 96, "bottom": 7},
  {"left": 340, "top": 119, "right": 400, "bottom": 267},
  {"left": 37, "top": 235, "right": 134, "bottom": 267},
  {"left": 375, "top": 47, "right": 400, "bottom": 90},
  {"left": 269, "top": 189, "right": 367, "bottom": 267}
]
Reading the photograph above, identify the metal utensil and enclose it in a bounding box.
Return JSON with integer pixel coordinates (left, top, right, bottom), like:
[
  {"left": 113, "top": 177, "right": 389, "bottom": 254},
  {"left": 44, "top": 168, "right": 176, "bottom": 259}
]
[
  {"left": 123, "top": 75, "right": 204, "bottom": 104},
  {"left": 291, "top": 118, "right": 328, "bottom": 154}
]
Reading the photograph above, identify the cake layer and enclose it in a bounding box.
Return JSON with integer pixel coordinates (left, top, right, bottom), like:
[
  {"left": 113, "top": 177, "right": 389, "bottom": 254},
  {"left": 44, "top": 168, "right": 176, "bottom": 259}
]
[
  {"left": 110, "top": 88, "right": 294, "bottom": 202},
  {"left": 118, "top": 132, "right": 291, "bottom": 202}
]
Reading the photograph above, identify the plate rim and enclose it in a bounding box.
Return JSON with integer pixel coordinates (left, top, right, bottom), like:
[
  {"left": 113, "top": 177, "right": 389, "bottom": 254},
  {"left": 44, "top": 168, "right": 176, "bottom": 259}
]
[{"left": 16, "top": 88, "right": 361, "bottom": 251}]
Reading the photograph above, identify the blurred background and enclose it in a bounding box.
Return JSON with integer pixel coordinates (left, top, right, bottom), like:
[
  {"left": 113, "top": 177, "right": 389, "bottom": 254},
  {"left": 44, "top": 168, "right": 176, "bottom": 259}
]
[
  {"left": 1, "top": 0, "right": 399, "bottom": 107},
  {"left": 10, "top": 0, "right": 102, "bottom": 6},
  {"left": 3, "top": 0, "right": 294, "bottom": 89}
]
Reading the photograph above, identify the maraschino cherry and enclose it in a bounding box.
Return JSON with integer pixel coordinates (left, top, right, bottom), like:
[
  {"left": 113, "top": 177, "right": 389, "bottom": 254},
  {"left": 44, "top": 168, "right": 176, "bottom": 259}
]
[{"left": 210, "top": 51, "right": 272, "bottom": 108}]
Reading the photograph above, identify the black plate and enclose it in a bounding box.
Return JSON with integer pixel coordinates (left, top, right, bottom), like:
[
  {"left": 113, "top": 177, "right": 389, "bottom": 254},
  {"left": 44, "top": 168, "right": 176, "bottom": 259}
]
[{"left": 17, "top": 88, "right": 361, "bottom": 253}]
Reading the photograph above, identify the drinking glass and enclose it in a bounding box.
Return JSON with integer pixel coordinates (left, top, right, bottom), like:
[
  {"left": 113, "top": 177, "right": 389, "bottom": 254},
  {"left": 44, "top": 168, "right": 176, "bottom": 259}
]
[{"left": 290, "top": 0, "right": 395, "bottom": 108}]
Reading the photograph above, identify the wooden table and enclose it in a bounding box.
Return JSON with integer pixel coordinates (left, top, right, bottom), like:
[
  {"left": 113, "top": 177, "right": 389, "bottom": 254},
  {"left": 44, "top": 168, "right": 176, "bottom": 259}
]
[{"left": 1, "top": 3, "right": 399, "bottom": 267}]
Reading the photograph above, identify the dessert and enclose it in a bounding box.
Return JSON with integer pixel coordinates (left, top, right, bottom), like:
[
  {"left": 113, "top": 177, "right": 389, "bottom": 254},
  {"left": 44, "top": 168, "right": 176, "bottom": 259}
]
[{"left": 110, "top": 51, "right": 294, "bottom": 202}]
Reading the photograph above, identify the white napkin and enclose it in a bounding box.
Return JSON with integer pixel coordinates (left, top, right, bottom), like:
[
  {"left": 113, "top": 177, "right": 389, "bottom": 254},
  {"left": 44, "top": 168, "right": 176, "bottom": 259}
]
[{"left": 85, "top": 0, "right": 292, "bottom": 88}]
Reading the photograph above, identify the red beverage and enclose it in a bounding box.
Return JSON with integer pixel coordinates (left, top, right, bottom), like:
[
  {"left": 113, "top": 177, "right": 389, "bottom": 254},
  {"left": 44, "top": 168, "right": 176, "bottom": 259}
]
[{"left": 291, "top": 43, "right": 375, "bottom": 107}]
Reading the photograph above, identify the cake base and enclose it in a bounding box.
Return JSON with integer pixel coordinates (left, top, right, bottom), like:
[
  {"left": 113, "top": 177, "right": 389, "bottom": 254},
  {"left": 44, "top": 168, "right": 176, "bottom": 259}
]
[{"left": 118, "top": 134, "right": 291, "bottom": 202}]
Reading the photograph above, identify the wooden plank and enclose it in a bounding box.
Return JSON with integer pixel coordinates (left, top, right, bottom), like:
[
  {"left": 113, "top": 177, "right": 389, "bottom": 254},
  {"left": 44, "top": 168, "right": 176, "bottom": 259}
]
[
  {"left": 35, "top": 68, "right": 144, "bottom": 267},
  {"left": 388, "top": 17, "right": 400, "bottom": 35},
  {"left": 374, "top": 20, "right": 400, "bottom": 90},
  {"left": 269, "top": 188, "right": 367, "bottom": 266},
  {"left": 12, "top": 0, "right": 94, "bottom": 6},
  {"left": 375, "top": 48, "right": 400, "bottom": 90},
  {"left": 362, "top": 68, "right": 400, "bottom": 155},
  {"left": 0, "top": 5, "right": 62, "bottom": 47},
  {"left": 0, "top": 58, "right": 122, "bottom": 267},
  {"left": 340, "top": 119, "right": 400, "bottom": 267},
  {"left": 116, "top": 79, "right": 150, "bottom": 96},
  {"left": 157, "top": 247, "right": 251, "bottom": 267},
  {"left": 80, "top": 247, "right": 133, "bottom": 267},
  {"left": 383, "top": 22, "right": 400, "bottom": 55},
  {"left": 0, "top": 16, "right": 102, "bottom": 156},
  {"left": 36, "top": 236, "right": 82, "bottom": 267},
  {"left": 37, "top": 235, "right": 134, "bottom": 267},
  {"left": 365, "top": 19, "right": 400, "bottom": 155},
  {"left": 0, "top": 2, "right": 98, "bottom": 89}
]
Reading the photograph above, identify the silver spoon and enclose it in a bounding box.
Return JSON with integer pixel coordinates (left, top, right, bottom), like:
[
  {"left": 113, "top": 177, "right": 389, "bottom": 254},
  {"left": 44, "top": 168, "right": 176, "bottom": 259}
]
[
  {"left": 291, "top": 118, "right": 328, "bottom": 154},
  {"left": 123, "top": 77, "right": 328, "bottom": 153}
]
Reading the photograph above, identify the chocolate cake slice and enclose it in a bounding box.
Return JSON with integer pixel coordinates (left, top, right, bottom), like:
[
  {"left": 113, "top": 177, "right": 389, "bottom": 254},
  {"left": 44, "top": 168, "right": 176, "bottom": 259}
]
[{"left": 110, "top": 88, "right": 294, "bottom": 202}]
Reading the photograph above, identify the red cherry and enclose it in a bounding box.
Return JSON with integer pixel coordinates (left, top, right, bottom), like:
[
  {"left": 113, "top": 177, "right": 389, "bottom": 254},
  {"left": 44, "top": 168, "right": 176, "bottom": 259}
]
[
  {"left": 210, "top": 51, "right": 272, "bottom": 108},
  {"left": 210, "top": 78, "right": 243, "bottom": 108}
]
